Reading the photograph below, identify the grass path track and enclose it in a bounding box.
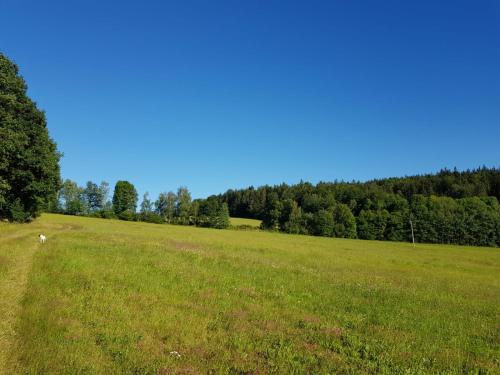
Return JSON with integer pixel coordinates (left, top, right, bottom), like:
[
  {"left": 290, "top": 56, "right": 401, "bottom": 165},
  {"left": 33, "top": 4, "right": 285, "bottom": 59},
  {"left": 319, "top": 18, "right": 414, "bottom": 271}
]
[
  {"left": 0, "top": 229, "right": 40, "bottom": 372},
  {"left": 0, "top": 222, "right": 75, "bottom": 373}
]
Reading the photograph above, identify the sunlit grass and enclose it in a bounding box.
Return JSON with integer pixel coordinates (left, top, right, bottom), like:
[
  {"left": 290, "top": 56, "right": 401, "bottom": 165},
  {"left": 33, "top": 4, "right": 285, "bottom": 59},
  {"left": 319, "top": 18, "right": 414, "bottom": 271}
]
[
  {"left": 229, "top": 217, "right": 262, "bottom": 228},
  {"left": 1, "top": 214, "right": 499, "bottom": 373}
]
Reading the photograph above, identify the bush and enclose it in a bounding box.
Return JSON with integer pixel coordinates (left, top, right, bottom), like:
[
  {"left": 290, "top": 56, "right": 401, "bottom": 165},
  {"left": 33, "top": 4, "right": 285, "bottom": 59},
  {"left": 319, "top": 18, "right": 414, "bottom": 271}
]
[
  {"left": 117, "top": 210, "right": 136, "bottom": 221},
  {"left": 99, "top": 209, "right": 117, "bottom": 219},
  {"left": 139, "top": 212, "right": 164, "bottom": 224},
  {"left": 9, "top": 199, "right": 30, "bottom": 222},
  {"left": 231, "top": 224, "right": 258, "bottom": 231}
]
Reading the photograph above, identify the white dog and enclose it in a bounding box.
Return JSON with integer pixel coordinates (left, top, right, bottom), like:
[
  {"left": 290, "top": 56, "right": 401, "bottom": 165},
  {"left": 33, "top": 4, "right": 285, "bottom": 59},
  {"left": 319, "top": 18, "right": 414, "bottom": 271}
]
[{"left": 39, "top": 234, "right": 46, "bottom": 244}]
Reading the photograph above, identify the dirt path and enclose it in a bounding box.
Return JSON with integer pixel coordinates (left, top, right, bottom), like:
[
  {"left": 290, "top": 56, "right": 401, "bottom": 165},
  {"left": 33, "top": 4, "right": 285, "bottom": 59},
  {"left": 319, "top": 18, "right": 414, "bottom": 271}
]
[{"left": 0, "top": 230, "right": 40, "bottom": 372}]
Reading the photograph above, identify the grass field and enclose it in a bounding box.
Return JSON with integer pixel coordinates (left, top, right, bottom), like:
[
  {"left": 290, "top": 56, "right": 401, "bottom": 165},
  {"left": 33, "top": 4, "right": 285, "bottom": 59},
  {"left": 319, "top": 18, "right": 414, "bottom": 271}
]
[
  {"left": 229, "top": 217, "right": 262, "bottom": 228},
  {"left": 0, "top": 214, "right": 499, "bottom": 374}
]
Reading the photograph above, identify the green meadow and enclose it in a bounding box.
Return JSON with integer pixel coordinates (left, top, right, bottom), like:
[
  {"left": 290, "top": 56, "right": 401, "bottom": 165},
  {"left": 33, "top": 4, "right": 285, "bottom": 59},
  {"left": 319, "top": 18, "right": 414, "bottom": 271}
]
[
  {"left": 229, "top": 217, "right": 262, "bottom": 228},
  {"left": 0, "top": 214, "right": 499, "bottom": 374}
]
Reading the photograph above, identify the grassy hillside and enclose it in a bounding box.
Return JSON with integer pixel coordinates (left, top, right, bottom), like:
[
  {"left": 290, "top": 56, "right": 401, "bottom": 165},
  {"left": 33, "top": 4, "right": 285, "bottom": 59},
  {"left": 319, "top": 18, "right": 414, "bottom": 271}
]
[{"left": 0, "top": 214, "right": 499, "bottom": 374}]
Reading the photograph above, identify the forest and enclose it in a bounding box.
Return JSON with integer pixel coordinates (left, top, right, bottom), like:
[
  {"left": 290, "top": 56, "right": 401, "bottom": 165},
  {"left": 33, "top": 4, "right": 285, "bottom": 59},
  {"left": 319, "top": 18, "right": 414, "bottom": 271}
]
[{"left": 217, "top": 167, "right": 500, "bottom": 247}]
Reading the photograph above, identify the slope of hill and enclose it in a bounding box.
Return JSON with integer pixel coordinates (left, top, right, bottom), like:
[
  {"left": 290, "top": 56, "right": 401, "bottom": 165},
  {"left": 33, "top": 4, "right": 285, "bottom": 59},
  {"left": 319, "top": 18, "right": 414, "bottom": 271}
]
[{"left": 0, "top": 214, "right": 499, "bottom": 373}]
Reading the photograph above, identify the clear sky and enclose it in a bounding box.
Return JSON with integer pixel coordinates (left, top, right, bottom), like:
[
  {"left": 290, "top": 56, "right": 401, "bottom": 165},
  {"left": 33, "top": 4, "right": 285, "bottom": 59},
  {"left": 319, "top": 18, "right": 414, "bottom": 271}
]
[{"left": 1, "top": 0, "right": 499, "bottom": 199}]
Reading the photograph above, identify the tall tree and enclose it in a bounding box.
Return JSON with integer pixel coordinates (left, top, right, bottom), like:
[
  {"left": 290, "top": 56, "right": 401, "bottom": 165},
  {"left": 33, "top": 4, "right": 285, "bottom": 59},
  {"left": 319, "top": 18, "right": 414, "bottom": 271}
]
[
  {"left": 215, "top": 202, "right": 230, "bottom": 229},
  {"left": 332, "top": 204, "right": 357, "bottom": 238},
  {"left": 0, "top": 53, "right": 61, "bottom": 221},
  {"left": 196, "top": 197, "right": 230, "bottom": 229},
  {"left": 310, "top": 209, "right": 334, "bottom": 237},
  {"left": 261, "top": 192, "right": 282, "bottom": 230},
  {"left": 175, "top": 186, "right": 192, "bottom": 224},
  {"left": 155, "top": 191, "right": 177, "bottom": 222},
  {"left": 112, "top": 181, "right": 138, "bottom": 215},
  {"left": 84, "top": 181, "right": 100, "bottom": 213},
  {"left": 197, "top": 196, "right": 219, "bottom": 227},
  {"left": 140, "top": 192, "right": 153, "bottom": 214},
  {"left": 98, "top": 181, "right": 110, "bottom": 210},
  {"left": 283, "top": 200, "right": 305, "bottom": 234},
  {"left": 139, "top": 192, "right": 163, "bottom": 223},
  {"left": 59, "top": 179, "right": 85, "bottom": 215}
]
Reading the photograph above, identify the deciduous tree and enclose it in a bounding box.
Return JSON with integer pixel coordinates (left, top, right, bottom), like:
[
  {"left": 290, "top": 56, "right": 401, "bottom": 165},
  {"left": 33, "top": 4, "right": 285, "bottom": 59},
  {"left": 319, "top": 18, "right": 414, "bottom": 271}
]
[
  {"left": 112, "top": 181, "right": 138, "bottom": 216},
  {"left": 0, "top": 53, "right": 61, "bottom": 221}
]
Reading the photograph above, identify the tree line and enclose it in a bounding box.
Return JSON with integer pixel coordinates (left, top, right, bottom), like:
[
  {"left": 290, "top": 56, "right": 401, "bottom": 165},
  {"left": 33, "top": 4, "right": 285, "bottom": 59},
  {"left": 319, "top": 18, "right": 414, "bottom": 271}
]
[
  {"left": 51, "top": 179, "right": 230, "bottom": 229},
  {"left": 217, "top": 167, "right": 500, "bottom": 247}
]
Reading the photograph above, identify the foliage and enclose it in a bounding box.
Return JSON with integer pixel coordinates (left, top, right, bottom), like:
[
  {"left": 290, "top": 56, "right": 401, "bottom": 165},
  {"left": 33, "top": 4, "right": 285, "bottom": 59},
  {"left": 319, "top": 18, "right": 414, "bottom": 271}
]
[
  {"left": 139, "top": 192, "right": 152, "bottom": 214},
  {"left": 260, "top": 192, "right": 282, "bottom": 230},
  {"left": 0, "top": 53, "right": 61, "bottom": 221},
  {"left": 175, "top": 186, "right": 192, "bottom": 225},
  {"left": 155, "top": 191, "right": 176, "bottom": 223},
  {"left": 138, "top": 193, "right": 163, "bottom": 223},
  {"left": 55, "top": 181, "right": 229, "bottom": 229},
  {"left": 112, "top": 181, "right": 138, "bottom": 216},
  {"left": 332, "top": 203, "right": 357, "bottom": 238},
  {"left": 59, "top": 180, "right": 86, "bottom": 215},
  {"left": 196, "top": 196, "right": 230, "bottom": 229},
  {"left": 117, "top": 210, "right": 136, "bottom": 222},
  {"left": 83, "top": 181, "right": 109, "bottom": 213},
  {"left": 219, "top": 168, "right": 500, "bottom": 246},
  {"left": 310, "top": 209, "right": 334, "bottom": 236}
]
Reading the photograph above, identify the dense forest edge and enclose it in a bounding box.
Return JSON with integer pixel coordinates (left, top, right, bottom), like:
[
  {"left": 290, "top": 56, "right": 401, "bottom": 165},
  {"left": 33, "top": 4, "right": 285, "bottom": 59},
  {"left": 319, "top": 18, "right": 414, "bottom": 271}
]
[{"left": 217, "top": 167, "right": 500, "bottom": 247}]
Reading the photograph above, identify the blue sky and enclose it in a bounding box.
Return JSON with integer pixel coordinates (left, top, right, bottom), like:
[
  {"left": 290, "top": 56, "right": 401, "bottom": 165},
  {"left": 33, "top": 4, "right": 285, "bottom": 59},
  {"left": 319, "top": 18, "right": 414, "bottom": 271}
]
[{"left": 1, "top": 0, "right": 499, "bottom": 199}]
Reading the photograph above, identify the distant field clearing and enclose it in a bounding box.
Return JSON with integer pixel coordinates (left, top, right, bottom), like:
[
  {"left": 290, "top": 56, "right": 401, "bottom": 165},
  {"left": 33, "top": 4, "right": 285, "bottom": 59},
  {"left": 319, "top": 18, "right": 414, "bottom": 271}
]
[{"left": 229, "top": 217, "right": 262, "bottom": 227}]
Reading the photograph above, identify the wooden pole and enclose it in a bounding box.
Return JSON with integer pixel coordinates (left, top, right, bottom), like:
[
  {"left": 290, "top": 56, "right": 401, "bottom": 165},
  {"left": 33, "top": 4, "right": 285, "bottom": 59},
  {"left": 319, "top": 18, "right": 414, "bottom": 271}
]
[{"left": 409, "top": 216, "right": 415, "bottom": 247}]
